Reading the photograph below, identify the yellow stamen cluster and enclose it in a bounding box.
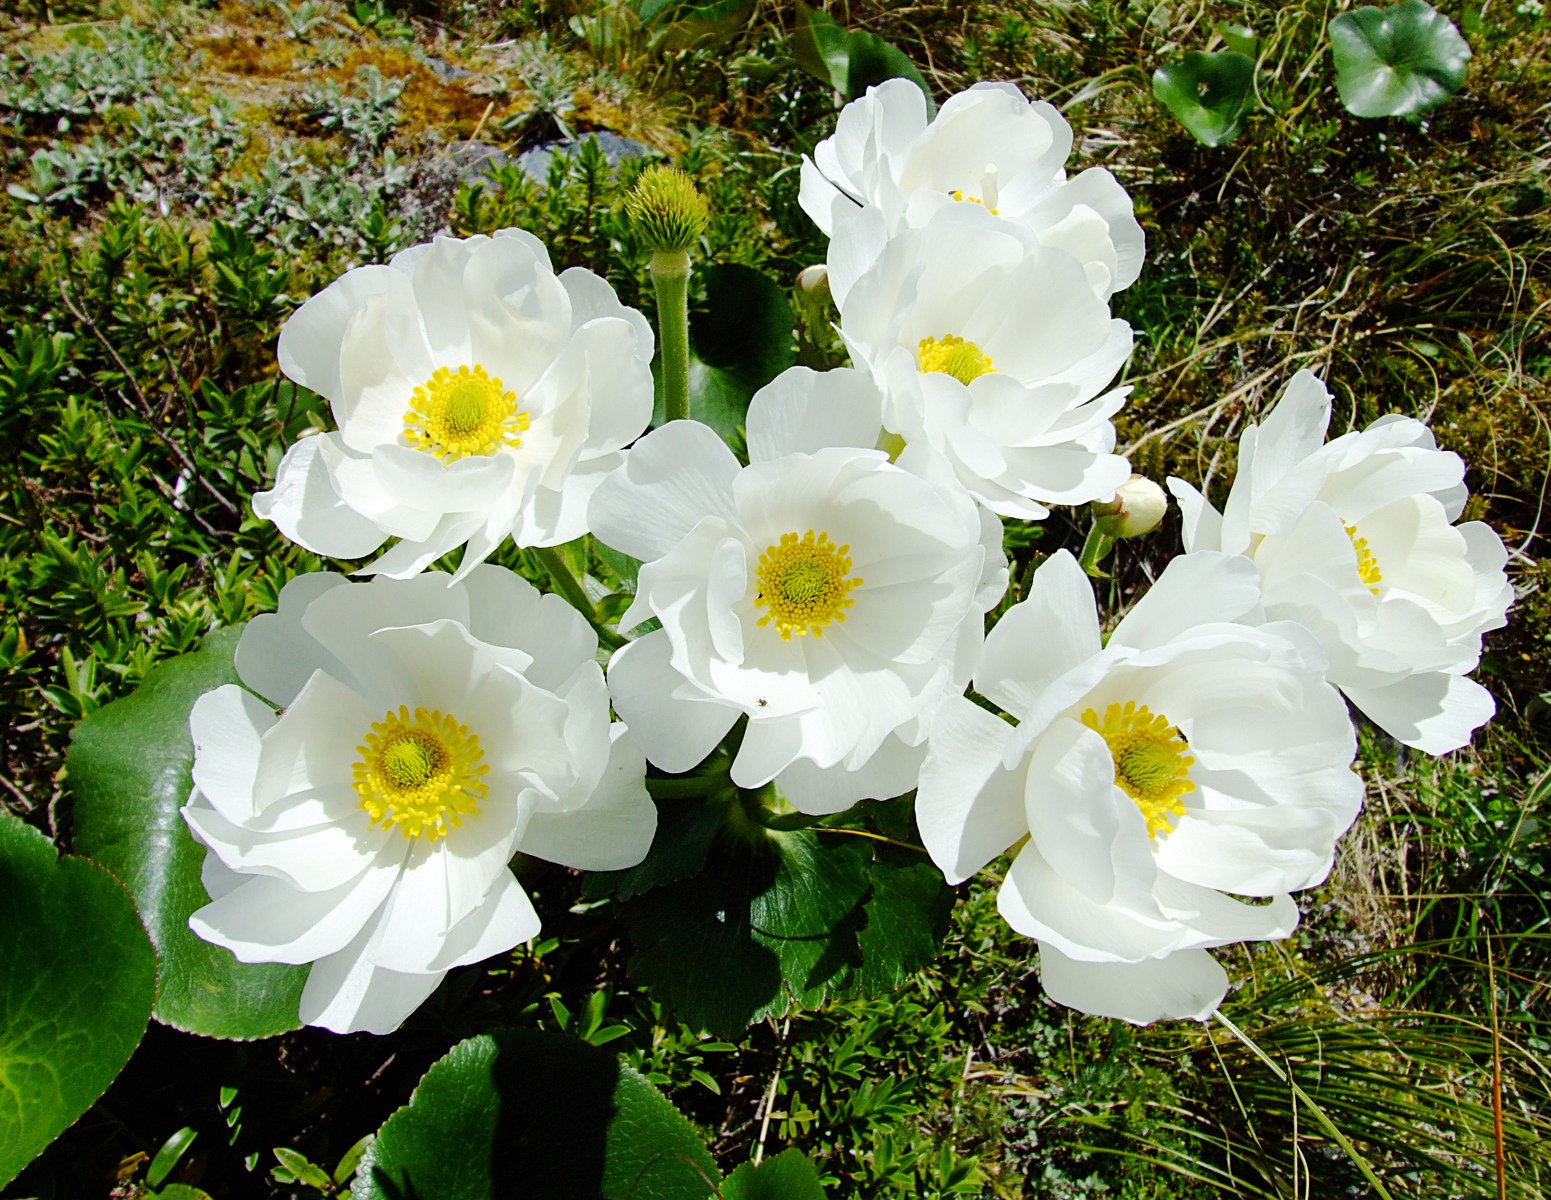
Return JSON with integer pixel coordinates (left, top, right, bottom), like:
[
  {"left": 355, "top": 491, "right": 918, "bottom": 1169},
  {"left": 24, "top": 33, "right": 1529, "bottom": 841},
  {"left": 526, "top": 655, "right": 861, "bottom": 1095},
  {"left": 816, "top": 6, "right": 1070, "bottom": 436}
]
[
  {"left": 1344, "top": 522, "right": 1383, "bottom": 595},
  {"left": 947, "top": 189, "right": 998, "bottom": 214},
  {"left": 1080, "top": 701, "right": 1196, "bottom": 839},
  {"left": 753, "top": 530, "right": 863, "bottom": 641},
  {"left": 917, "top": 334, "right": 996, "bottom": 386},
  {"left": 353, "top": 705, "right": 489, "bottom": 840},
  {"left": 403, "top": 364, "right": 529, "bottom": 463}
]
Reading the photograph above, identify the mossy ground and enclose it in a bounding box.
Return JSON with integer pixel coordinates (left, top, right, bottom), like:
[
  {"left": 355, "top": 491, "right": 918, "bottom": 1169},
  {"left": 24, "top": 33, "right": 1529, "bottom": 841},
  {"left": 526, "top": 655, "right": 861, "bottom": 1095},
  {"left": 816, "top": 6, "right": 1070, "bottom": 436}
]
[{"left": 1, "top": 1, "right": 1548, "bottom": 1196}]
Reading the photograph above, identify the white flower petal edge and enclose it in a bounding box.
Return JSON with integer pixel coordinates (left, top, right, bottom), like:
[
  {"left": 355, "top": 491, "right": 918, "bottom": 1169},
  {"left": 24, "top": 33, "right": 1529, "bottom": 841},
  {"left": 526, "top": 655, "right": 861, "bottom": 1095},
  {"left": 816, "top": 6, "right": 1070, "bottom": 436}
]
[
  {"left": 255, "top": 230, "right": 654, "bottom": 580},
  {"left": 589, "top": 368, "right": 1008, "bottom": 815},
  {"left": 917, "top": 550, "right": 1362, "bottom": 1024},
  {"left": 182, "top": 566, "right": 655, "bottom": 1034},
  {"left": 1167, "top": 369, "right": 1512, "bottom": 753},
  {"left": 801, "top": 79, "right": 1144, "bottom": 303},
  {"left": 835, "top": 203, "right": 1134, "bottom": 522}
]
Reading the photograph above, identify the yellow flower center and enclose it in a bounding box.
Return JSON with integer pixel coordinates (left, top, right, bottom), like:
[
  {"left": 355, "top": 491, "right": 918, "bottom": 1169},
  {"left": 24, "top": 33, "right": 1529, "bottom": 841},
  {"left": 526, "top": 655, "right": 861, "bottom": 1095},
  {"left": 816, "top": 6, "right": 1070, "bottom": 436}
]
[
  {"left": 753, "top": 530, "right": 864, "bottom": 641},
  {"left": 1345, "top": 522, "right": 1383, "bottom": 595},
  {"left": 403, "top": 364, "right": 530, "bottom": 463},
  {"left": 1080, "top": 701, "right": 1196, "bottom": 840},
  {"left": 947, "top": 189, "right": 998, "bottom": 214},
  {"left": 353, "top": 705, "right": 489, "bottom": 840},
  {"left": 917, "top": 334, "right": 995, "bottom": 386}
]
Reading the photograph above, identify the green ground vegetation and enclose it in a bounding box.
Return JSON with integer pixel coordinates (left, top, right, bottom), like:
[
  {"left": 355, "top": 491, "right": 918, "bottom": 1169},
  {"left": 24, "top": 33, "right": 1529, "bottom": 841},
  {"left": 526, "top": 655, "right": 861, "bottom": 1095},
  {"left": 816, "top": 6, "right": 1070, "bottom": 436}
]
[{"left": 1, "top": 0, "right": 1548, "bottom": 1196}]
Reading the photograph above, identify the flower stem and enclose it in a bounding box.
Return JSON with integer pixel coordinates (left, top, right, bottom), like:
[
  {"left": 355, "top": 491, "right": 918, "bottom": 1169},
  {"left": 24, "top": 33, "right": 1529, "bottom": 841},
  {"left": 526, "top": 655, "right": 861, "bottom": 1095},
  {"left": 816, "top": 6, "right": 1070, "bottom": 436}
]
[
  {"left": 651, "top": 250, "right": 692, "bottom": 425},
  {"left": 1077, "top": 521, "right": 1116, "bottom": 578},
  {"left": 532, "top": 544, "right": 627, "bottom": 651}
]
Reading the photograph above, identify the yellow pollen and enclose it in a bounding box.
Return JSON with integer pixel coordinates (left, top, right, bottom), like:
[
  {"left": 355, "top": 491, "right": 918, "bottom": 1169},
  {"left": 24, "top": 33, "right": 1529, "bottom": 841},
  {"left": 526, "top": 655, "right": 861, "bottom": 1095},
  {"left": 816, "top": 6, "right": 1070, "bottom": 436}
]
[
  {"left": 403, "top": 364, "right": 530, "bottom": 463},
  {"left": 753, "top": 530, "right": 864, "bottom": 641},
  {"left": 1080, "top": 701, "right": 1196, "bottom": 840},
  {"left": 1345, "top": 523, "right": 1383, "bottom": 595},
  {"left": 947, "top": 189, "right": 998, "bottom": 214},
  {"left": 353, "top": 705, "right": 489, "bottom": 841},
  {"left": 917, "top": 334, "right": 995, "bottom": 386}
]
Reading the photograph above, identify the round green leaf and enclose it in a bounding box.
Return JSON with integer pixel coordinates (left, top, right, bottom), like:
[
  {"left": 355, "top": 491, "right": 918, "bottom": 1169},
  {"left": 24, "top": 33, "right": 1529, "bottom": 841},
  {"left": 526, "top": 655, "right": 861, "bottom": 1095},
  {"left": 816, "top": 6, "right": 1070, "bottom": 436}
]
[
  {"left": 620, "top": 827, "right": 872, "bottom": 1035},
  {"left": 677, "top": 263, "right": 796, "bottom": 440},
  {"left": 1152, "top": 50, "right": 1257, "bottom": 147},
  {"left": 0, "top": 813, "right": 155, "bottom": 1188},
  {"left": 352, "top": 1031, "right": 720, "bottom": 1200},
  {"left": 68, "top": 627, "right": 309, "bottom": 1040},
  {"left": 791, "top": 1, "right": 934, "bottom": 113},
  {"left": 850, "top": 847, "right": 955, "bottom": 996},
  {"left": 1330, "top": 0, "right": 1471, "bottom": 118},
  {"left": 722, "top": 1149, "right": 827, "bottom": 1199}
]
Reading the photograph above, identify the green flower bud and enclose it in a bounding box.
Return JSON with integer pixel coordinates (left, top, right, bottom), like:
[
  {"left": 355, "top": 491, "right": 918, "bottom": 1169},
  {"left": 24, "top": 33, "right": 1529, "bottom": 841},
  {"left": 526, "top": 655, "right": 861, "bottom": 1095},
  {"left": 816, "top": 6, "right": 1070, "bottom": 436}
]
[{"left": 624, "top": 165, "right": 710, "bottom": 254}]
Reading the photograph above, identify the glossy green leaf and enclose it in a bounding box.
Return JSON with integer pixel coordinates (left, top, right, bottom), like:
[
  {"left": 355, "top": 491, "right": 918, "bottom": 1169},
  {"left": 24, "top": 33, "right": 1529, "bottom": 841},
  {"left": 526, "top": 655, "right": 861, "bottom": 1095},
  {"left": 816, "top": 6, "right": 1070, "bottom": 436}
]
[
  {"left": 584, "top": 786, "right": 731, "bottom": 902},
  {"left": 722, "top": 1148, "right": 827, "bottom": 1199},
  {"left": 662, "top": 263, "right": 795, "bottom": 440},
  {"left": 351, "top": 1031, "right": 719, "bottom": 1200},
  {"left": 1152, "top": 50, "right": 1257, "bottom": 147},
  {"left": 1330, "top": 0, "right": 1471, "bottom": 118},
  {"left": 792, "top": 2, "right": 934, "bottom": 113},
  {"left": 68, "top": 627, "right": 309, "bottom": 1040},
  {"left": 1216, "top": 21, "right": 1260, "bottom": 59},
  {"left": 0, "top": 814, "right": 156, "bottom": 1187},
  {"left": 851, "top": 847, "right": 955, "bottom": 995},
  {"left": 619, "top": 825, "right": 871, "bottom": 1035}
]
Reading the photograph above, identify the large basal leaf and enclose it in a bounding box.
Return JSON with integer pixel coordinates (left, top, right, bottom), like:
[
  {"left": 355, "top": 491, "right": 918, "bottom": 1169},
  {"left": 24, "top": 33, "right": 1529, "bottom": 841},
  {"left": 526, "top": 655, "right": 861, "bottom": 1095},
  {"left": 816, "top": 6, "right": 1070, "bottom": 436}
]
[
  {"left": 351, "top": 1031, "right": 720, "bottom": 1200},
  {"left": 621, "top": 827, "right": 872, "bottom": 1035},
  {"left": 1329, "top": 0, "right": 1471, "bottom": 118},
  {"left": 791, "top": 2, "right": 935, "bottom": 113},
  {"left": 675, "top": 263, "right": 796, "bottom": 440},
  {"left": 600, "top": 786, "right": 956, "bottom": 1035},
  {"left": 722, "top": 1148, "right": 828, "bottom": 1199},
  {"left": 0, "top": 813, "right": 155, "bottom": 1187},
  {"left": 68, "top": 627, "right": 309, "bottom": 1040},
  {"left": 1152, "top": 50, "right": 1257, "bottom": 147}
]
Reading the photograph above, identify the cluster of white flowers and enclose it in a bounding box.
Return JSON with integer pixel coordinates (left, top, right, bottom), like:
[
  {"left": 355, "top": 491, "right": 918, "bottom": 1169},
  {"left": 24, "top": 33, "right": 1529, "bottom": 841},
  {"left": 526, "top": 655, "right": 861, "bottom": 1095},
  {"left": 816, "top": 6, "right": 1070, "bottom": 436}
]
[{"left": 187, "top": 78, "right": 1511, "bottom": 1034}]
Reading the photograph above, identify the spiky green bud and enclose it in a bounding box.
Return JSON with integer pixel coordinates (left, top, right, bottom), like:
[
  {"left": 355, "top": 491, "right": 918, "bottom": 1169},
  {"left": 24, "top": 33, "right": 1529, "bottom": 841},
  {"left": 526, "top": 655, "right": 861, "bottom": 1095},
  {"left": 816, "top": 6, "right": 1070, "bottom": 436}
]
[{"left": 625, "top": 165, "right": 710, "bottom": 255}]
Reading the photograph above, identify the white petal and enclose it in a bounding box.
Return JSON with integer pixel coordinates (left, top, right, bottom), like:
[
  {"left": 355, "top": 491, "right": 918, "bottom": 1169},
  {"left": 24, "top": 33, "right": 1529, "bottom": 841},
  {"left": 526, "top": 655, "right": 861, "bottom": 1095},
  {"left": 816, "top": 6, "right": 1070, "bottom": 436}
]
[
  {"left": 189, "top": 850, "right": 402, "bottom": 964},
  {"left": 253, "top": 435, "right": 390, "bottom": 560},
  {"left": 277, "top": 264, "right": 410, "bottom": 407},
  {"left": 977, "top": 550, "right": 1100, "bottom": 717},
  {"left": 236, "top": 572, "right": 351, "bottom": 707},
  {"left": 916, "top": 697, "right": 1030, "bottom": 884},
  {"left": 588, "top": 421, "right": 742, "bottom": 562},
  {"left": 997, "top": 841, "right": 1176, "bottom": 962},
  {"left": 606, "top": 632, "right": 740, "bottom": 773},
  {"left": 427, "top": 869, "right": 541, "bottom": 971},
  {"left": 1109, "top": 552, "right": 1262, "bottom": 651},
  {"left": 1342, "top": 670, "right": 1495, "bottom": 754},
  {"left": 775, "top": 732, "right": 927, "bottom": 816},
  {"left": 1039, "top": 945, "right": 1228, "bottom": 1024},
  {"left": 297, "top": 912, "right": 444, "bottom": 1035},
  {"left": 190, "top": 685, "right": 278, "bottom": 824},
  {"left": 1165, "top": 478, "right": 1224, "bottom": 554},
  {"left": 746, "top": 366, "right": 886, "bottom": 461},
  {"left": 253, "top": 671, "right": 375, "bottom": 811},
  {"left": 559, "top": 267, "right": 653, "bottom": 362},
  {"left": 517, "top": 725, "right": 656, "bottom": 869}
]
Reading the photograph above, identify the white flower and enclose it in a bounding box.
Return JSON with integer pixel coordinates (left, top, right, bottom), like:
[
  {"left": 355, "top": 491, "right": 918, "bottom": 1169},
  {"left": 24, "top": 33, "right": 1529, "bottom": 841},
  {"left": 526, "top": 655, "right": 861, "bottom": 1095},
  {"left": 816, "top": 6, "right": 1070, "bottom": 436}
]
[
  {"left": 588, "top": 366, "right": 1007, "bottom": 815},
  {"left": 801, "top": 80, "right": 1144, "bottom": 303},
  {"left": 1168, "top": 371, "right": 1513, "bottom": 754},
  {"left": 917, "top": 551, "right": 1362, "bottom": 1024},
  {"left": 254, "top": 229, "right": 654, "bottom": 580},
  {"left": 182, "top": 567, "right": 655, "bottom": 1034},
  {"left": 836, "top": 203, "right": 1134, "bottom": 521}
]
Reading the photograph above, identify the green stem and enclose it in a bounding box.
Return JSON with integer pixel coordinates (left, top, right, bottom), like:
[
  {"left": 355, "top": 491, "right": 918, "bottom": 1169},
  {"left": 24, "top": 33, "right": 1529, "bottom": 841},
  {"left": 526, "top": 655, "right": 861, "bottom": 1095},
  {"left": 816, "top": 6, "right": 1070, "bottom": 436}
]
[
  {"left": 532, "top": 544, "right": 627, "bottom": 651},
  {"left": 651, "top": 250, "right": 692, "bottom": 425},
  {"left": 1077, "top": 522, "right": 1116, "bottom": 578},
  {"left": 1213, "top": 1010, "right": 1397, "bottom": 1200}
]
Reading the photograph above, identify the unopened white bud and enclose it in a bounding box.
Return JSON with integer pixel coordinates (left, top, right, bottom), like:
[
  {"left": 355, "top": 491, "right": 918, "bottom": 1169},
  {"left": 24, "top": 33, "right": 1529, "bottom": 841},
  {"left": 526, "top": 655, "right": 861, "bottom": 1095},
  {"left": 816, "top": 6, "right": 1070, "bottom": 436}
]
[
  {"left": 1092, "top": 474, "right": 1167, "bottom": 538},
  {"left": 796, "top": 264, "right": 829, "bottom": 296}
]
